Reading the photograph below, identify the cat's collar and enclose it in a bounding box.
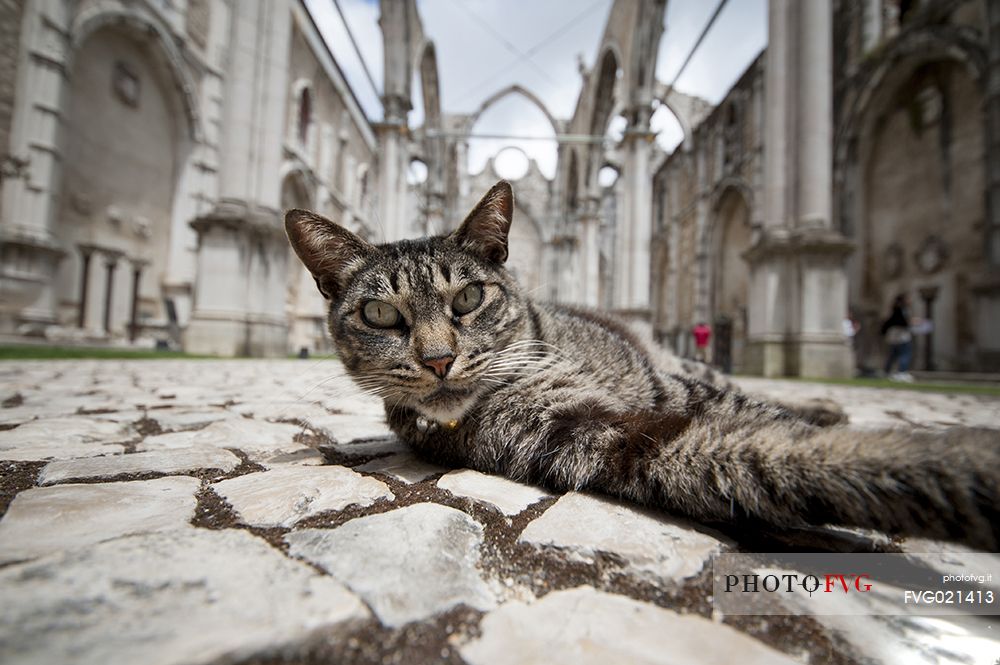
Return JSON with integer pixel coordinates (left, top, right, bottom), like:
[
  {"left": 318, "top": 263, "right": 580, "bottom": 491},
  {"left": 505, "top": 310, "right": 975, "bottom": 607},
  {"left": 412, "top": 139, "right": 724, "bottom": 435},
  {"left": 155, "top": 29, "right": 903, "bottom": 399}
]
[{"left": 415, "top": 415, "right": 460, "bottom": 433}]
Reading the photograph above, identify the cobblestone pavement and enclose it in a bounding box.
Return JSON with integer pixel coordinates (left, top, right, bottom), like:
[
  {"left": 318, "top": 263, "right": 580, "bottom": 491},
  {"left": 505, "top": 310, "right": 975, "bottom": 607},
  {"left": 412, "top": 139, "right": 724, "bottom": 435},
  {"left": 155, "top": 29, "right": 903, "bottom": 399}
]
[{"left": 1, "top": 360, "right": 998, "bottom": 665}]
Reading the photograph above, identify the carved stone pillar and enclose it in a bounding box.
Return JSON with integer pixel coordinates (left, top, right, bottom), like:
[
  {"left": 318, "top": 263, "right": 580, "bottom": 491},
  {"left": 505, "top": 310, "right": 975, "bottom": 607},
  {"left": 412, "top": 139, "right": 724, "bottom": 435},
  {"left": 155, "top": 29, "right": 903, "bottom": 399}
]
[
  {"left": 0, "top": 2, "right": 72, "bottom": 332},
  {"left": 745, "top": 0, "right": 853, "bottom": 377},
  {"left": 186, "top": 204, "right": 290, "bottom": 357},
  {"left": 128, "top": 260, "right": 149, "bottom": 342},
  {"left": 615, "top": 106, "right": 655, "bottom": 316},
  {"left": 374, "top": 94, "right": 410, "bottom": 242},
  {"left": 102, "top": 252, "right": 122, "bottom": 334},
  {"left": 76, "top": 245, "right": 96, "bottom": 329},
  {"left": 578, "top": 197, "right": 601, "bottom": 308},
  {"left": 987, "top": 0, "right": 1000, "bottom": 266}
]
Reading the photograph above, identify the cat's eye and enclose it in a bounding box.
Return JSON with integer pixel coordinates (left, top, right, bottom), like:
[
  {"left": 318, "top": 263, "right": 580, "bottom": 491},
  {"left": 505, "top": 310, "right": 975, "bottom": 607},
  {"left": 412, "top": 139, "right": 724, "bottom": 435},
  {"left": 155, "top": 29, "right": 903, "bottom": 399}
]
[
  {"left": 452, "top": 284, "right": 484, "bottom": 315},
  {"left": 361, "top": 300, "right": 401, "bottom": 328}
]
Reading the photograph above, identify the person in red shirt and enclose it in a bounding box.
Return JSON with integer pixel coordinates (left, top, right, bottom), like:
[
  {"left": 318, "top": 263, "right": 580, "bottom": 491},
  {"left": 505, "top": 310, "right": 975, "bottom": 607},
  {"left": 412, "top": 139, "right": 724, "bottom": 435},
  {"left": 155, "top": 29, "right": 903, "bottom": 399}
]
[{"left": 691, "top": 322, "right": 711, "bottom": 363}]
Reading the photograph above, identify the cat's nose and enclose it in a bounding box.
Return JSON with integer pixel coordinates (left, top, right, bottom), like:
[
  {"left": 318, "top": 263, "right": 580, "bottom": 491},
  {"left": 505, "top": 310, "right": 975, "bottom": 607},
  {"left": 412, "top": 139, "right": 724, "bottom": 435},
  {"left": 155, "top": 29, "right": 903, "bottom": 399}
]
[{"left": 422, "top": 354, "right": 454, "bottom": 378}]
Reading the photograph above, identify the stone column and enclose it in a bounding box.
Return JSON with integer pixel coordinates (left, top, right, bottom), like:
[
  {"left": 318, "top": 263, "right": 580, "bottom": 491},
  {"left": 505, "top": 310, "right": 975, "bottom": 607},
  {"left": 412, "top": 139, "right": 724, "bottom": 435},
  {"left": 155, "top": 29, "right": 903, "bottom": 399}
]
[
  {"left": 797, "top": 0, "right": 833, "bottom": 229},
  {"left": 76, "top": 245, "right": 95, "bottom": 329},
  {"left": 762, "top": 0, "right": 791, "bottom": 231},
  {"left": 128, "top": 260, "right": 148, "bottom": 343},
  {"left": 423, "top": 188, "right": 446, "bottom": 236},
  {"left": 578, "top": 197, "right": 601, "bottom": 308},
  {"left": 745, "top": 0, "right": 853, "bottom": 378},
  {"left": 185, "top": 0, "right": 292, "bottom": 357},
  {"left": 971, "top": 0, "right": 1000, "bottom": 371},
  {"left": 101, "top": 252, "right": 121, "bottom": 335},
  {"left": 987, "top": 0, "right": 1000, "bottom": 266},
  {"left": 374, "top": 96, "right": 410, "bottom": 242},
  {"left": 614, "top": 106, "right": 655, "bottom": 316},
  {"left": 0, "top": 0, "right": 70, "bottom": 332}
]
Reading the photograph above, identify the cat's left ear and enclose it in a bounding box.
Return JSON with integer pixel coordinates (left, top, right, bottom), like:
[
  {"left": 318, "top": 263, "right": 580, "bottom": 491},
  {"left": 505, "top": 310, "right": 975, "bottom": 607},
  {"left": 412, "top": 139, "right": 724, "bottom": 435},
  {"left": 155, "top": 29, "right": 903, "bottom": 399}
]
[
  {"left": 451, "top": 180, "right": 513, "bottom": 264},
  {"left": 285, "top": 209, "right": 372, "bottom": 300}
]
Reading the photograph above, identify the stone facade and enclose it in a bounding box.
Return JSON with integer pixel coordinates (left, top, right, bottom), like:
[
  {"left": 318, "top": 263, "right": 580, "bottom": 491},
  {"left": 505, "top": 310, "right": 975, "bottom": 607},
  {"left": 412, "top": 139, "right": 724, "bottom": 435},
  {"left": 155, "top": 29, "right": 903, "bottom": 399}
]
[
  {"left": 0, "top": 0, "right": 376, "bottom": 357},
  {"left": 2, "top": 0, "right": 996, "bottom": 374},
  {"left": 650, "top": 0, "right": 998, "bottom": 375},
  {"left": 652, "top": 57, "right": 764, "bottom": 371},
  {"left": 833, "top": 0, "right": 998, "bottom": 373}
]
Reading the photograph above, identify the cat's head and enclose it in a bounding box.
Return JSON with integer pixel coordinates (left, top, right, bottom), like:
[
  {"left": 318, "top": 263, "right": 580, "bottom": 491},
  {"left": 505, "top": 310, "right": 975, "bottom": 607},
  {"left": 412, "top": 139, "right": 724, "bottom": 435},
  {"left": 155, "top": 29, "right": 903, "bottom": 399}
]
[{"left": 285, "top": 180, "right": 530, "bottom": 422}]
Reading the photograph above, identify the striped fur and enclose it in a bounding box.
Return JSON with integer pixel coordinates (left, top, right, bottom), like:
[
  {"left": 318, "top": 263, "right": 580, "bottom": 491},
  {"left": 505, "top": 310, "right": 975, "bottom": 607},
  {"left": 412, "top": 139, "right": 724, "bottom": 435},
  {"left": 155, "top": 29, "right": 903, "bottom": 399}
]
[{"left": 286, "top": 181, "right": 1000, "bottom": 551}]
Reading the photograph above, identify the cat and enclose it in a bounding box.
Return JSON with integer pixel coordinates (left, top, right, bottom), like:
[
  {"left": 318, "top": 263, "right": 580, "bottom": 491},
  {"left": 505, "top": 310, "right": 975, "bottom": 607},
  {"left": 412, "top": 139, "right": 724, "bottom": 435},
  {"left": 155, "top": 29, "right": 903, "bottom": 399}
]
[{"left": 285, "top": 180, "right": 1000, "bottom": 551}]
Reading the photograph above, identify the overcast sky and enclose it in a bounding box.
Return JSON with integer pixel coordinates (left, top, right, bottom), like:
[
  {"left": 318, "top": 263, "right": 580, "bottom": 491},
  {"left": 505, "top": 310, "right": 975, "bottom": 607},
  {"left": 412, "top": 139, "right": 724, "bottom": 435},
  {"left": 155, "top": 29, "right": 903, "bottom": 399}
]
[{"left": 305, "top": 0, "right": 767, "bottom": 178}]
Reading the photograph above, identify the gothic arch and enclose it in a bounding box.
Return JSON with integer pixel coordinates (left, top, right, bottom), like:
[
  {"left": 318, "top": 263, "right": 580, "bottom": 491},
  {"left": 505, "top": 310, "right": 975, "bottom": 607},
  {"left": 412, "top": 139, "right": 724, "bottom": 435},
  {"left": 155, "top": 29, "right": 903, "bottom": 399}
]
[
  {"left": 833, "top": 28, "right": 988, "bottom": 306},
  {"left": 565, "top": 149, "right": 580, "bottom": 212},
  {"left": 70, "top": 5, "right": 203, "bottom": 142},
  {"left": 280, "top": 164, "right": 317, "bottom": 211},
  {"left": 653, "top": 86, "right": 713, "bottom": 154},
  {"left": 289, "top": 78, "right": 315, "bottom": 149},
  {"left": 708, "top": 186, "right": 752, "bottom": 372},
  {"left": 467, "top": 84, "right": 561, "bottom": 136},
  {"left": 418, "top": 42, "right": 442, "bottom": 130},
  {"left": 585, "top": 48, "right": 621, "bottom": 191},
  {"left": 707, "top": 179, "right": 754, "bottom": 234},
  {"left": 834, "top": 25, "right": 986, "bottom": 191},
  {"left": 55, "top": 17, "right": 194, "bottom": 334},
  {"left": 837, "top": 42, "right": 987, "bottom": 370}
]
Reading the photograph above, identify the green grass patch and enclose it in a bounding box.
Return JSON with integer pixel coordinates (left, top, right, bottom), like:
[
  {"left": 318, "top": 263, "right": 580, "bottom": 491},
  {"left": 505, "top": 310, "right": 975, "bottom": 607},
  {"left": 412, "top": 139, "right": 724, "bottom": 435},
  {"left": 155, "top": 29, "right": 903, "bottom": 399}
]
[
  {"left": 782, "top": 375, "right": 1000, "bottom": 397},
  {"left": 0, "top": 345, "right": 210, "bottom": 360},
  {"left": 0, "top": 345, "right": 341, "bottom": 361}
]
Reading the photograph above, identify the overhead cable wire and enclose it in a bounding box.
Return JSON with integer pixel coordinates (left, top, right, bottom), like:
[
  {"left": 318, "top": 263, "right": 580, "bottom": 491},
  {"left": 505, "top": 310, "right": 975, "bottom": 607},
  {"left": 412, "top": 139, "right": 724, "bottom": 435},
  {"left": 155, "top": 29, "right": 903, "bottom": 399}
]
[
  {"left": 454, "top": 0, "right": 609, "bottom": 101},
  {"left": 662, "top": 0, "right": 729, "bottom": 98},
  {"left": 332, "top": 0, "right": 382, "bottom": 103},
  {"left": 450, "top": 0, "right": 559, "bottom": 86}
]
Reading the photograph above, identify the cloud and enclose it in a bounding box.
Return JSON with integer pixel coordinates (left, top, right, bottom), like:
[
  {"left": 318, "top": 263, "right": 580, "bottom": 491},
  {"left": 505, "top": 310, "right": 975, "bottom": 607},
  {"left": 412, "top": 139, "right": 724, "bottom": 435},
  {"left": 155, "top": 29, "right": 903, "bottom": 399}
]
[{"left": 305, "top": 0, "right": 768, "bottom": 168}]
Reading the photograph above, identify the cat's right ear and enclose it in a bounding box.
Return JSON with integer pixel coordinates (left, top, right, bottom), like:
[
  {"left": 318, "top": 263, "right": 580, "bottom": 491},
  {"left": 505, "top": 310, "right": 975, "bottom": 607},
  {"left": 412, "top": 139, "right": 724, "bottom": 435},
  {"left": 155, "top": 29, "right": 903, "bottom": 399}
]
[
  {"left": 284, "top": 209, "right": 371, "bottom": 300},
  {"left": 451, "top": 180, "right": 514, "bottom": 264}
]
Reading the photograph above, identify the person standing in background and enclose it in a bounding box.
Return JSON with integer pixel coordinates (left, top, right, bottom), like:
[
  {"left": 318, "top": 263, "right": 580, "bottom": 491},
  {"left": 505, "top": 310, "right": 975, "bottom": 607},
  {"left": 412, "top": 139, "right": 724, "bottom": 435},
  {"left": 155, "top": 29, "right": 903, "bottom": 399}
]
[
  {"left": 692, "top": 322, "right": 712, "bottom": 364},
  {"left": 881, "top": 294, "right": 915, "bottom": 382}
]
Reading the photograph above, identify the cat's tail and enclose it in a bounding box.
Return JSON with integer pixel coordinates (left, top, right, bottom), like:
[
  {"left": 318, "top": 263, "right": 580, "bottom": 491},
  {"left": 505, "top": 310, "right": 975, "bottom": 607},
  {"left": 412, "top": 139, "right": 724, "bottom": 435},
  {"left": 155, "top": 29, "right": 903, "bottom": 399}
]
[{"left": 544, "top": 383, "right": 1000, "bottom": 550}]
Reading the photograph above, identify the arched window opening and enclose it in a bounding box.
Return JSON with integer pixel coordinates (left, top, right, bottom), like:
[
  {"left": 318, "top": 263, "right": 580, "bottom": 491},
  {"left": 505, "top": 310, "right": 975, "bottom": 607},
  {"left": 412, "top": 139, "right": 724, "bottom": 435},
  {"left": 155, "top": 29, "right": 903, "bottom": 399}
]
[
  {"left": 598, "top": 165, "right": 620, "bottom": 188},
  {"left": 605, "top": 114, "right": 628, "bottom": 143},
  {"left": 467, "top": 94, "right": 557, "bottom": 179},
  {"left": 493, "top": 147, "right": 530, "bottom": 181},
  {"left": 297, "top": 87, "right": 312, "bottom": 146},
  {"left": 650, "top": 105, "right": 684, "bottom": 153},
  {"left": 407, "top": 159, "right": 428, "bottom": 185}
]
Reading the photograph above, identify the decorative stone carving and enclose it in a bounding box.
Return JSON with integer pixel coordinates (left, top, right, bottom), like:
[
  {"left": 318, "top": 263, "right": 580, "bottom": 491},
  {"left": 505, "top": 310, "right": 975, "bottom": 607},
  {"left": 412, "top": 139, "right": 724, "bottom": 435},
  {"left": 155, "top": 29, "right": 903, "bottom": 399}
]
[
  {"left": 915, "top": 235, "right": 947, "bottom": 275},
  {"left": 112, "top": 61, "right": 140, "bottom": 108},
  {"left": 132, "top": 216, "right": 152, "bottom": 240},
  {"left": 69, "top": 191, "right": 92, "bottom": 216},
  {"left": 883, "top": 243, "right": 904, "bottom": 279},
  {"left": 106, "top": 205, "right": 125, "bottom": 229}
]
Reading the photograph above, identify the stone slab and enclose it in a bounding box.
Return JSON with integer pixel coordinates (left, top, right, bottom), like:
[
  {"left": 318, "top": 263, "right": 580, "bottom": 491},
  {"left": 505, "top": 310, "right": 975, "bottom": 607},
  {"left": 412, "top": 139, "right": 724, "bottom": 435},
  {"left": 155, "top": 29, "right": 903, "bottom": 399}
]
[
  {"left": 38, "top": 447, "right": 242, "bottom": 485},
  {"left": 138, "top": 417, "right": 308, "bottom": 462},
  {"left": 437, "top": 469, "right": 550, "bottom": 515},
  {"left": 0, "top": 476, "right": 200, "bottom": 563},
  {"left": 306, "top": 413, "right": 393, "bottom": 443},
  {"left": 460, "top": 587, "right": 800, "bottom": 665},
  {"left": 286, "top": 503, "right": 496, "bottom": 626},
  {"left": 319, "top": 436, "right": 409, "bottom": 460},
  {"left": 212, "top": 465, "right": 393, "bottom": 527},
  {"left": 0, "top": 529, "right": 369, "bottom": 665},
  {"left": 358, "top": 451, "right": 446, "bottom": 484},
  {"left": 518, "top": 492, "right": 725, "bottom": 582},
  {"left": 145, "top": 408, "right": 232, "bottom": 431},
  {"left": 0, "top": 417, "right": 132, "bottom": 461}
]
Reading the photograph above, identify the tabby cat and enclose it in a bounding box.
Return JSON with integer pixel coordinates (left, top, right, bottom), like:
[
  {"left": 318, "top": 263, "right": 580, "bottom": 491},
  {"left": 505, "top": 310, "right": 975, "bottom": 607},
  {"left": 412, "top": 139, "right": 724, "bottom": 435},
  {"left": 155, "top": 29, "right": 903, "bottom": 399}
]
[{"left": 285, "top": 180, "right": 999, "bottom": 550}]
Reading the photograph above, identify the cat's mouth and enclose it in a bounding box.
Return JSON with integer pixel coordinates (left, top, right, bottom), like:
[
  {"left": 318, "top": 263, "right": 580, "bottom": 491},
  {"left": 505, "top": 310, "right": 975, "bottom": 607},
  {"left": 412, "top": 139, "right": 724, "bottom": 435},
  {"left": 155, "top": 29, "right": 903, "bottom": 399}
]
[{"left": 420, "top": 383, "right": 475, "bottom": 405}]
